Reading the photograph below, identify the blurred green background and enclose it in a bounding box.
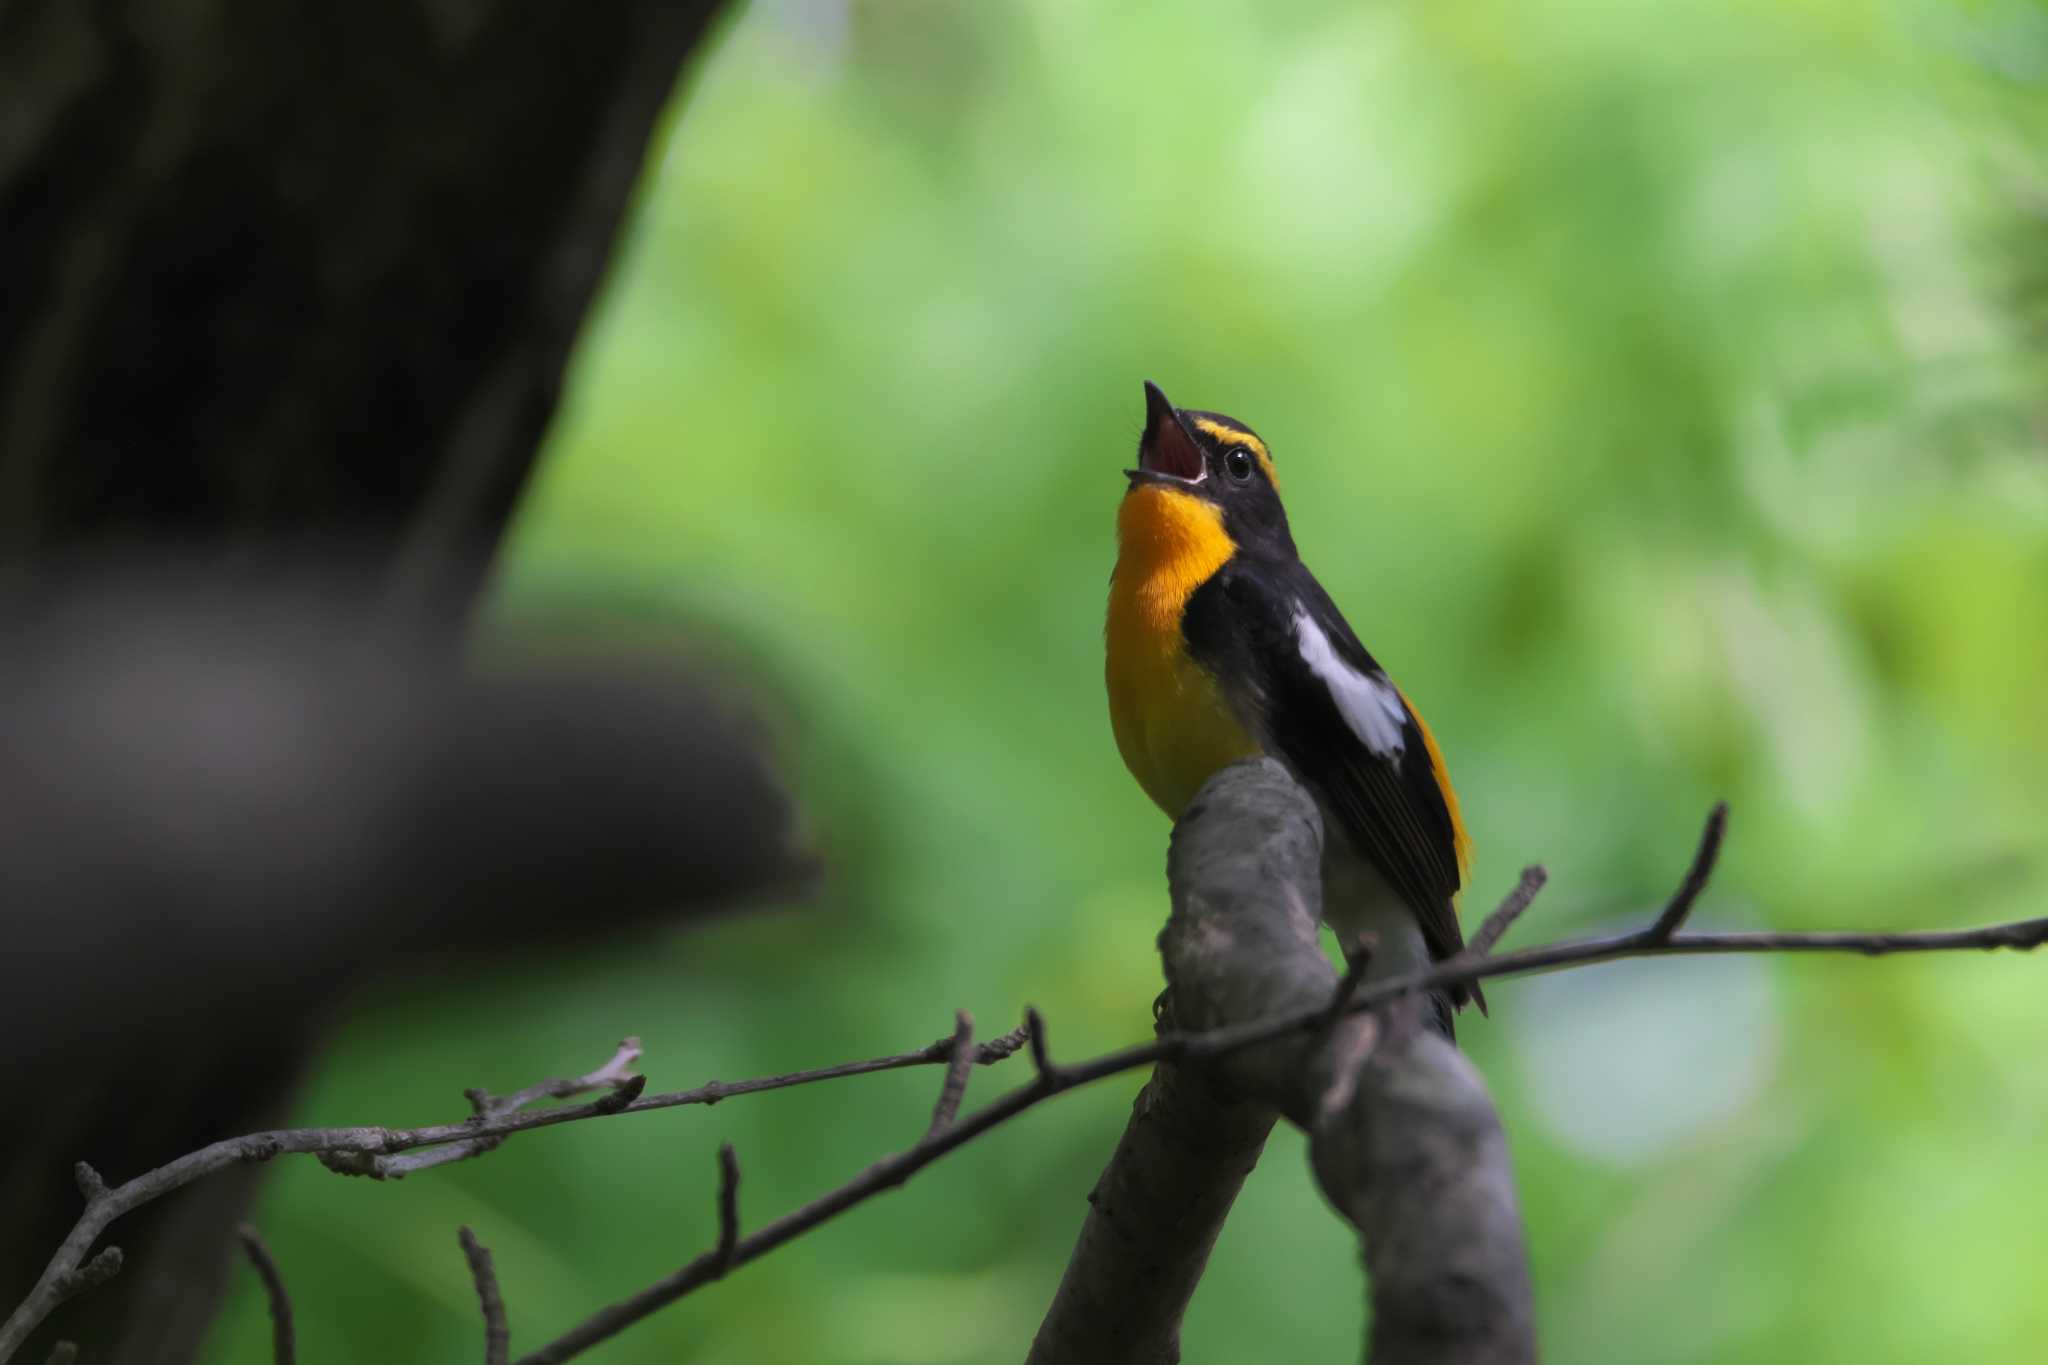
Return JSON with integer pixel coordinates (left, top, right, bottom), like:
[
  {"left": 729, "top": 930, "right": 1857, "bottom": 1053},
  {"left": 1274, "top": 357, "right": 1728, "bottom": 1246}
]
[{"left": 208, "top": 0, "right": 2048, "bottom": 1360}]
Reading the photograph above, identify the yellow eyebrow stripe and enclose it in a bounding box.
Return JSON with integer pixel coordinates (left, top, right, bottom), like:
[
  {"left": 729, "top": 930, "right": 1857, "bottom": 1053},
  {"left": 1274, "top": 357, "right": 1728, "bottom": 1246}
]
[{"left": 1192, "top": 418, "right": 1279, "bottom": 489}]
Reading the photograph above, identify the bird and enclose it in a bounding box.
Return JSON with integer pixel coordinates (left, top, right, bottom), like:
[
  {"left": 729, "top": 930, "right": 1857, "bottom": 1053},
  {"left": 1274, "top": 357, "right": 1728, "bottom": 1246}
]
[{"left": 1105, "top": 380, "right": 1479, "bottom": 1035}]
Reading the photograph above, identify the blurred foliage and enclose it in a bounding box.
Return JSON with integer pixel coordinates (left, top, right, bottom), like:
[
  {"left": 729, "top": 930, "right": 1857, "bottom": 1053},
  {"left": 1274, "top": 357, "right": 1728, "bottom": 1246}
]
[{"left": 207, "top": 0, "right": 2048, "bottom": 1361}]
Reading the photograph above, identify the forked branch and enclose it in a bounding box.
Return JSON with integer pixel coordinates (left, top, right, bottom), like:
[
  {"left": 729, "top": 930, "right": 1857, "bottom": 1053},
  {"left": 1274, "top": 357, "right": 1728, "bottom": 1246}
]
[{"left": 7, "top": 776, "right": 2044, "bottom": 1364}]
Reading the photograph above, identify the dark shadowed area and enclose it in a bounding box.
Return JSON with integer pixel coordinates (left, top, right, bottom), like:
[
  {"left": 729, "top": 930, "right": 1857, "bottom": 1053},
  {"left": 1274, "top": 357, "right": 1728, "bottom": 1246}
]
[{"left": 0, "top": 565, "right": 805, "bottom": 1361}]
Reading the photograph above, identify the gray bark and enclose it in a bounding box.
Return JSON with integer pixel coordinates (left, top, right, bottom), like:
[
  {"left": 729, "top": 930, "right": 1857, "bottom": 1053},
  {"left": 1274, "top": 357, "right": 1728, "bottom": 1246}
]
[
  {"left": 1022, "top": 1052, "right": 1275, "bottom": 1365},
  {"left": 1032, "top": 759, "right": 1536, "bottom": 1364}
]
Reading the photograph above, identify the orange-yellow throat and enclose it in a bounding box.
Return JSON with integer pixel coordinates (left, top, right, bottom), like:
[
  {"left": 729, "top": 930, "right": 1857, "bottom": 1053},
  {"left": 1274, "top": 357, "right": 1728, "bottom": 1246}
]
[{"left": 1106, "top": 483, "right": 1262, "bottom": 816}]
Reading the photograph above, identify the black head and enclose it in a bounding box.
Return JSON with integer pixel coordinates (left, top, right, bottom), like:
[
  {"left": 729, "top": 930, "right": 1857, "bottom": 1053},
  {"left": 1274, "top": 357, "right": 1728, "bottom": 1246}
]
[{"left": 1129, "top": 381, "right": 1294, "bottom": 555}]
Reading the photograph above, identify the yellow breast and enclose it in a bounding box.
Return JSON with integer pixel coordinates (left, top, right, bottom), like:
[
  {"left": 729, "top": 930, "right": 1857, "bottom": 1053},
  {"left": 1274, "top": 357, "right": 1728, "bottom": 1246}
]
[{"left": 1105, "top": 484, "right": 1262, "bottom": 817}]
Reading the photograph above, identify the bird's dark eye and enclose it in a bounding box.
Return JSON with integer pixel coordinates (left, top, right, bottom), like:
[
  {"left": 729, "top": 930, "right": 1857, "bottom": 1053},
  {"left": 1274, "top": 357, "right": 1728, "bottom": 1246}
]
[{"left": 1225, "top": 448, "right": 1256, "bottom": 482}]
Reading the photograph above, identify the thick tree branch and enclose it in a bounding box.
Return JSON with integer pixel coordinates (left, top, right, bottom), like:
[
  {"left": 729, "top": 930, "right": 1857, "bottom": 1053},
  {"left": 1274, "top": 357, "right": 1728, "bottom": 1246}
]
[
  {"left": 1312, "top": 1011, "right": 1529, "bottom": 1365},
  {"left": 1022, "top": 1031, "right": 1276, "bottom": 1365},
  {"left": 1027, "top": 760, "right": 1339, "bottom": 1365},
  {"left": 1035, "top": 759, "right": 1535, "bottom": 1364}
]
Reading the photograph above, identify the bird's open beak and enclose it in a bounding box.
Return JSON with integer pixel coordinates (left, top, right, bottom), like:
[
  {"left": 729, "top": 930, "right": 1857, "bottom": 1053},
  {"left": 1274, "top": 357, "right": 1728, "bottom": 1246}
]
[{"left": 1129, "top": 380, "right": 1206, "bottom": 487}]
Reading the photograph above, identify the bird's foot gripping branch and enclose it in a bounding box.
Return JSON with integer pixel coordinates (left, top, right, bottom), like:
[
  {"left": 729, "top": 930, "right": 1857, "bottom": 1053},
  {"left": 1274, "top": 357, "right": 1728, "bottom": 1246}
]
[{"left": 10, "top": 762, "right": 2048, "bottom": 1363}]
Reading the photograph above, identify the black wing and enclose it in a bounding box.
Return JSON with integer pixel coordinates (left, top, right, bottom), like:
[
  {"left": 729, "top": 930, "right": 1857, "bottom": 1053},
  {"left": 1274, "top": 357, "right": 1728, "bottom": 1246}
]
[{"left": 1184, "top": 557, "right": 1473, "bottom": 1000}]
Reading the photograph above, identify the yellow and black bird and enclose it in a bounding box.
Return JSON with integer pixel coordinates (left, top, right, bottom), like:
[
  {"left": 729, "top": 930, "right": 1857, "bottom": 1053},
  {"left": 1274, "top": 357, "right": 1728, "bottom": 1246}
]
[{"left": 1105, "top": 381, "right": 1479, "bottom": 1033}]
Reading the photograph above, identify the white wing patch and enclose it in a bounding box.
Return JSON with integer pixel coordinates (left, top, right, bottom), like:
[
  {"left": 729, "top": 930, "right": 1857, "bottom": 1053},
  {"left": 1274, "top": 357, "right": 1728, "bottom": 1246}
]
[{"left": 1291, "top": 610, "right": 1408, "bottom": 758}]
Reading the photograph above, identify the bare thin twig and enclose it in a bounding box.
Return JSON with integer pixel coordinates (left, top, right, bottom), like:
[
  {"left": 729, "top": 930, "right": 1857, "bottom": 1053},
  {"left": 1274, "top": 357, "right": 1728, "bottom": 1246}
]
[
  {"left": 459, "top": 1227, "right": 509, "bottom": 1365},
  {"left": 323, "top": 1039, "right": 647, "bottom": 1179},
  {"left": 39, "top": 1344, "right": 75, "bottom": 1365},
  {"left": 713, "top": 1146, "right": 742, "bottom": 1276},
  {"left": 50, "top": 1248, "right": 121, "bottom": 1305},
  {"left": 927, "top": 1012, "right": 977, "bottom": 1135},
  {"left": 235, "top": 1225, "right": 295, "bottom": 1365},
  {"left": 497, "top": 1038, "right": 643, "bottom": 1111},
  {"left": 0, "top": 1028, "right": 1036, "bottom": 1361},
  {"left": 11, "top": 804, "right": 2048, "bottom": 1365},
  {"left": 1025, "top": 1007, "right": 1059, "bottom": 1083},
  {"left": 509, "top": 804, "right": 2048, "bottom": 1361},
  {"left": 1468, "top": 866, "right": 1548, "bottom": 958},
  {"left": 510, "top": 1041, "right": 1115, "bottom": 1365},
  {"left": 973, "top": 1022, "right": 1031, "bottom": 1064},
  {"left": 1647, "top": 802, "right": 1728, "bottom": 941}
]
